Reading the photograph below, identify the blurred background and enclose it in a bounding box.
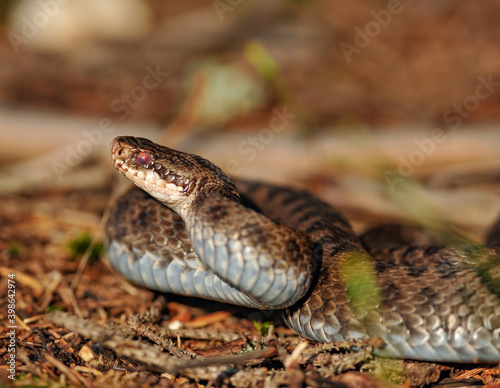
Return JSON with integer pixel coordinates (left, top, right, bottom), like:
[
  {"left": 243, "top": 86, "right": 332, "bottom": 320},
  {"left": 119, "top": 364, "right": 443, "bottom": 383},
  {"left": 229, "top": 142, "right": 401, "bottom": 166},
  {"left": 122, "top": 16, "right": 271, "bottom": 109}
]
[
  {"left": 1, "top": 1, "right": 500, "bottom": 385},
  {"left": 1, "top": 0, "right": 500, "bottom": 237}
]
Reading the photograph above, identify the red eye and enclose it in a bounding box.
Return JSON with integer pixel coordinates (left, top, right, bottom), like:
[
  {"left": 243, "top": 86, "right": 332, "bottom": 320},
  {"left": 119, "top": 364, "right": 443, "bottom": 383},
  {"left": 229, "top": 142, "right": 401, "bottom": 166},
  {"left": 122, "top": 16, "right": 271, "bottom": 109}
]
[{"left": 136, "top": 152, "right": 151, "bottom": 165}]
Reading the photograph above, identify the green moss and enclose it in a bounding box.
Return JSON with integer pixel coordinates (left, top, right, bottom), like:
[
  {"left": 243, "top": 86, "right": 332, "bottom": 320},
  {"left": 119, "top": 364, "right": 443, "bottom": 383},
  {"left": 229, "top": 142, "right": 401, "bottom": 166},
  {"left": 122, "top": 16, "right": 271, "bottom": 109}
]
[
  {"left": 45, "top": 305, "right": 63, "bottom": 314},
  {"left": 9, "top": 242, "right": 21, "bottom": 257},
  {"left": 459, "top": 245, "right": 500, "bottom": 297},
  {"left": 67, "top": 233, "right": 103, "bottom": 263},
  {"left": 253, "top": 320, "right": 274, "bottom": 337},
  {"left": 340, "top": 251, "right": 381, "bottom": 313}
]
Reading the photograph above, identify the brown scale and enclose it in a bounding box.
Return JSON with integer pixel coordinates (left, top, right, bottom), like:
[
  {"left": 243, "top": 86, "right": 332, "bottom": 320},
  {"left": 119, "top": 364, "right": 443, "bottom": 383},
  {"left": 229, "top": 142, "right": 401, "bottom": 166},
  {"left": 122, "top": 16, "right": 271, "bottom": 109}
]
[
  {"left": 106, "top": 136, "right": 500, "bottom": 362},
  {"left": 106, "top": 188, "right": 198, "bottom": 268}
]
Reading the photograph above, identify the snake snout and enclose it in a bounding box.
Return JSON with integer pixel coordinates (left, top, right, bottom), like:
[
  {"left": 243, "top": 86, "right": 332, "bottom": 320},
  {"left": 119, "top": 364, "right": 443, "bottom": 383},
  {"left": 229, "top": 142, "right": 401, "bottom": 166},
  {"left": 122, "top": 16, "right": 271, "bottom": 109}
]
[
  {"left": 111, "top": 137, "right": 141, "bottom": 173},
  {"left": 110, "top": 137, "right": 124, "bottom": 156},
  {"left": 110, "top": 137, "right": 127, "bottom": 163}
]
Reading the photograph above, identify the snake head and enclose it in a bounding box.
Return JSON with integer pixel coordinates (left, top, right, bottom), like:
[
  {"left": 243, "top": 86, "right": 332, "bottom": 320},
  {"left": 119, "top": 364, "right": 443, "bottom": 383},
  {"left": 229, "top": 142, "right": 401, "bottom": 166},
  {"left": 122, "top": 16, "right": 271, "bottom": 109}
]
[{"left": 111, "top": 136, "right": 240, "bottom": 213}]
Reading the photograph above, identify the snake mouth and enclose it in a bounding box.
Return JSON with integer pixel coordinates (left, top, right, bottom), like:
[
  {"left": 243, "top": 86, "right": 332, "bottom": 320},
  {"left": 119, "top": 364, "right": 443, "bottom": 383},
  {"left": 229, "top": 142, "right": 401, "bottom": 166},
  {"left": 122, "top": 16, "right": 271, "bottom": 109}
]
[
  {"left": 111, "top": 137, "right": 160, "bottom": 187},
  {"left": 110, "top": 136, "right": 196, "bottom": 211}
]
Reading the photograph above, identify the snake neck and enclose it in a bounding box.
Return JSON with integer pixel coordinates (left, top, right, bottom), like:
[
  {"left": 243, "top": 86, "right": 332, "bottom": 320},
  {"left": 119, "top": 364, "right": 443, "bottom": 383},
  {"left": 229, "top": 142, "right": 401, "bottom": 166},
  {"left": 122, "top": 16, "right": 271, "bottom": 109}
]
[
  {"left": 179, "top": 190, "right": 317, "bottom": 309},
  {"left": 174, "top": 187, "right": 236, "bottom": 224}
]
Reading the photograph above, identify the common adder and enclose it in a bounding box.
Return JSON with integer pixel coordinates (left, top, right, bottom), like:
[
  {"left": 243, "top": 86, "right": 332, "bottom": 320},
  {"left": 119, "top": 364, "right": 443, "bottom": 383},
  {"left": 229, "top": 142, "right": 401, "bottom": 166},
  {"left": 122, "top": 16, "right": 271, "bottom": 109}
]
[{"left": 105, "top": 136, "right": 500, "bottom": 362}]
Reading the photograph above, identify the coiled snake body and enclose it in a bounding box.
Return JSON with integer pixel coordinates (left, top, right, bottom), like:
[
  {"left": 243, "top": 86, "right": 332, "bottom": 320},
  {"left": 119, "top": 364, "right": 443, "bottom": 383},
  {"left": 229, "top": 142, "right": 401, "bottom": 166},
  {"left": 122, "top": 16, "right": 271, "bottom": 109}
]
[{"left": 106, "top": 136, "right": 500, "bottom": 362}]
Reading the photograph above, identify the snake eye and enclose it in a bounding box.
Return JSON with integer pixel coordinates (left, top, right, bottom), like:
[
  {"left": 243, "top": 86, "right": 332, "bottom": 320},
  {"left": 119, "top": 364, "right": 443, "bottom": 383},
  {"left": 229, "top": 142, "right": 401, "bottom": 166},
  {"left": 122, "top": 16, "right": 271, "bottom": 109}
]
[{"left": 136, "top": 152, "right": 151, "bottom": 165}]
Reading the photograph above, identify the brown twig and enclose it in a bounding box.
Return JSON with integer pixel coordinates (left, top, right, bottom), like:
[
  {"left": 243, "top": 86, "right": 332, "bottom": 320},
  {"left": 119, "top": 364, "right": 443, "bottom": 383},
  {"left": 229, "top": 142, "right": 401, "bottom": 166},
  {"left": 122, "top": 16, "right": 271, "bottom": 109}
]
[
  {"left": 70, "top": 194, "right": 114, "bottom": 291},
  {"left": 128, "top": 318, "right": 198, "bottom": 360},
  {"left": 172, "top": 346, "right": 279, "bottom": 375},
  {"left": 48, "top": 311, "right": 185, "bottom": 373},
  {"left": 44, "top": 353, "right": 88, "bottom": 387}
]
